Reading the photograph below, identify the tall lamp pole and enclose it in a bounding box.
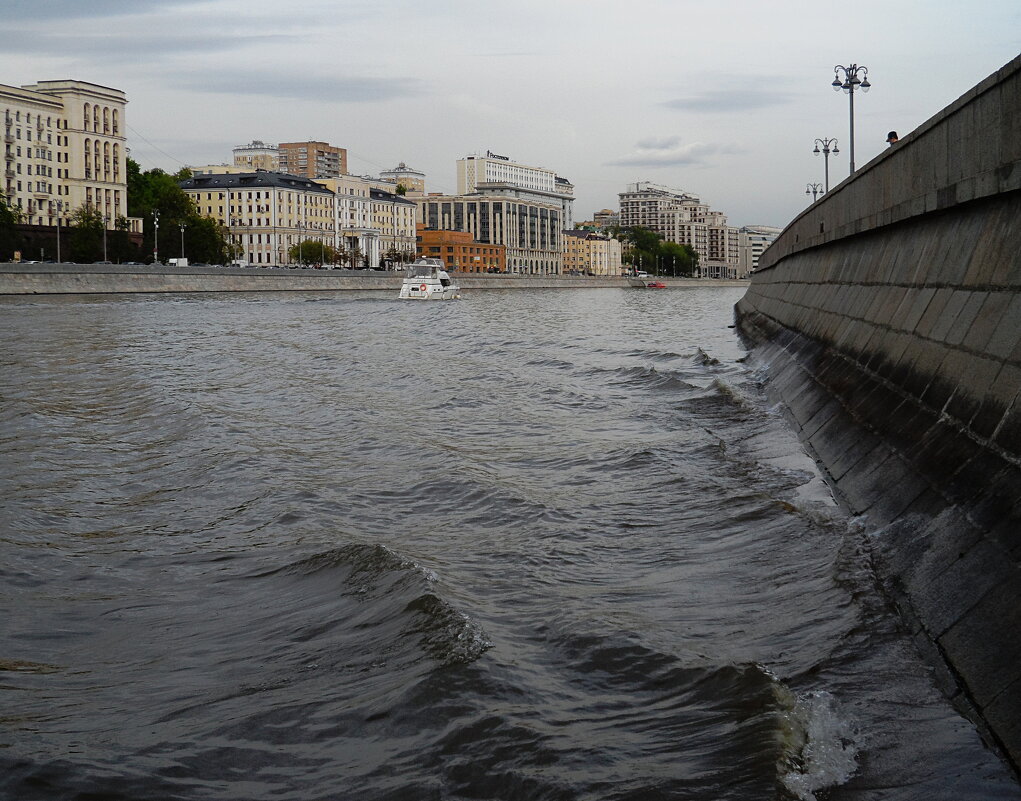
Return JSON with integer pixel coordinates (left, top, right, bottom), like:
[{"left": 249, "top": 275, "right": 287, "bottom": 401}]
[
  {"left": 153, "top": 209, "right": 160, "bottom": 264},
  {"left": 806, "top": 182, "right": 824, "bottom": 202},
  {"left": 832, "top": 64, "right": 870, "bottom": 174},
  {"left": 55, "top": 200, "right": 63, "bottom": 263},
  {"left": 179, "top": 221, "right": 186, "bottom": 261},
  {"left": 813, "top": 137, "right": 839, "bottom": 192},
  {"left": 103, "top": 215, "right": 109, "bottom": 262}
]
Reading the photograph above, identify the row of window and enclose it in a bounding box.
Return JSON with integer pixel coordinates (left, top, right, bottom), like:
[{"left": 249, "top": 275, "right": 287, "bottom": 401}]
[{"left": 82, "top": 103, "right": 120, "bottom": 136}]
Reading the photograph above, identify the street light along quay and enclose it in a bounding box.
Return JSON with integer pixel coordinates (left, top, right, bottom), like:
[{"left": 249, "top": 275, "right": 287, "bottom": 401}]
[
  {"left": 832, "top": 63, "right": 870, "bottom": 174},
  {"left": 153, "top": 209, "right": 160, "bottom": 264},
  {"left": 55, "top": 200, "right": 63, "bottom": 263},
  {"left": 813, "top": 137, "right": 839, "bottom": 192},
  {"left": 179, "top": 221, "right": 186, "bottom": 262},
  {"left": 806, "top": 183, "right": 823, "bottom": 202}
]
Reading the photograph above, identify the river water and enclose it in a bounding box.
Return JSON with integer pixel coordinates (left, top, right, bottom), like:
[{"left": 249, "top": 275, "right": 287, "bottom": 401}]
[{"left": 1, "top": 287, "right": 1018, "bottom": 801}]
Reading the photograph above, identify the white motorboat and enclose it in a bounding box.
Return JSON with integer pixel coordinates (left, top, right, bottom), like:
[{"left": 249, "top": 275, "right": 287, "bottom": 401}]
[{"left": 398, "top": 258, "right": 461, "bottom": 300}]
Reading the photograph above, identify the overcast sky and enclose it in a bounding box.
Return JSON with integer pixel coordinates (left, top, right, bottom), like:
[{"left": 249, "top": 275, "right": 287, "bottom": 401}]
[{"left": 2, "top": 0, "right": 1018, "bottom": 227}]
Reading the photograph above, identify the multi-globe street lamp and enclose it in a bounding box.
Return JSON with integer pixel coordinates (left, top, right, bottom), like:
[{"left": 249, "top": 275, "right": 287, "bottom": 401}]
[
  {"left": 55, "top": 200, "right": 63, "bottom": 263},
  {"left": 153, "top": 209, "right": 161, "bottom": 264},
  {"left": 832, "top": 63, "right": 870, "bottom": 174},
  {"left": 813, "top": 137, "right": 839, "bottom": 192},
  {"left": 806, "top": 183, "right": 824, "bottom": 202}
]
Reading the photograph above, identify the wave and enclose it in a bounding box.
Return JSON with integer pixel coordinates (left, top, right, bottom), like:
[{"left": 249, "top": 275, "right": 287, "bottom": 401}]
[
  {"left": 777, "top": 687, "right": 861, "bottom": 800},
  {"left": 256, "top": 543, "right": 492, "bottom": 668}
]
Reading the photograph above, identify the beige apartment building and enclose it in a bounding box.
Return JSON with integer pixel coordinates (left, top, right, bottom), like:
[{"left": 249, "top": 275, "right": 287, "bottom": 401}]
[
  {"left": 562, "top": 229, "right": 623, "bottom": 276},
  {"left": 619, "top": 182, "right": 740, "bottom": 278},
  {"left": 181, "top": 171, "right": 335, "bottom": 267},
  {"left": 378, "top": 162, "right": 426, "bottom": 196},
  {"left": 318, "top": 174, "right": 377, "bottom": 267},
  {"left": 2, "top": 79, "right": 129, "bottom": 231},
  {"left": 737, "top": 225, "right": 781, "bottom": 277},
  {"left": 233, "top": 140, "right": 279, "bottom": 172},
  {"left": 371, "top": 187, "right": 417, "bottom": 263},
  {"left": 278, "top": 141, "right": 346, "bottom": 179}
]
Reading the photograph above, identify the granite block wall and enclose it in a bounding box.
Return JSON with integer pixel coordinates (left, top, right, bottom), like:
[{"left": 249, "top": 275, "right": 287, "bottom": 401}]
[{"left": 735, "top": 54, "right": 1021, "bottom": 770}]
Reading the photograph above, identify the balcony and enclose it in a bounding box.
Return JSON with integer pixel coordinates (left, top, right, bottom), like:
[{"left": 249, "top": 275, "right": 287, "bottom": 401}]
[{"left": 3, "top": 134, "right": 13, "bottom": 144}]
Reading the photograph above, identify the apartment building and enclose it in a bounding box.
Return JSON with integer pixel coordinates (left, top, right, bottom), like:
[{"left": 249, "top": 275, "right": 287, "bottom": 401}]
[
  {"left": 233, "top": 140, "right": 278, "bottom": 172},
  {"left": 592, "top": 208, "right": 620, "bottom": 230},
  {"left": 416, "top": 226, "right": 506, "bottom": 273},
  {"left": 278, "top": 141, "right": 346, "bottom": 179},
  {"left": 2, "top": 79, "right": 128, "bottom": 230},
  {"left": 562, "top": 229, "right": 623, "bottom": 276},
  {"left": 318, "top": 174, "right": 377, "bottom": 268},
  {"left": 378, "top": 162, "right": 426, "bottom": 196},
  {"left": 181, "top": 171, "right": 335, "bottom": 266},
  {"left": 371, "top": 187, "right": 417, "bottom": 263},
  {"left": 619, "top": 181, "right": 739, "bottom": 278},
  {"left": 737, "top": 225, "right": 782, "bottom": 277}
]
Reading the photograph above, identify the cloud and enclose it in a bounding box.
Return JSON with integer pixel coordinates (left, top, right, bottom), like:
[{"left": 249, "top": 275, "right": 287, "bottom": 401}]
[
  {"left": 175, "top": 71, "right": 420, "bottom": 103},
  {"left": 662, "top": 88, "right": 795, "bottom": 113},
  {"left": 607, "top": 137, "right": 741, "bottom": 167},
  {"left": 3, "top": 0, "right": 203, "bottom": 19}
]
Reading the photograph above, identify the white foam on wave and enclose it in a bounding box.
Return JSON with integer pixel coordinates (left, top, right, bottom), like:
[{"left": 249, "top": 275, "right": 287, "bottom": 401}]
[{"left": 778, "top": 689, "right": 860, "bottom": 801}]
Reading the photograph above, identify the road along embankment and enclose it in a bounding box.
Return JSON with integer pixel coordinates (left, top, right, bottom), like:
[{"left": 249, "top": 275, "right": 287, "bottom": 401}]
[
  {"left": 735, "top": 55, "right": 1021, "bottom": 770},
  {"left": 0, "top": 264, "right": 740, "bottom": 294}
]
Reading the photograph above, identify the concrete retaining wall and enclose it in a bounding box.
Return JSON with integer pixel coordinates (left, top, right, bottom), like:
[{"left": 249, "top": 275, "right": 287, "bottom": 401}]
[
  {"left": 0, "top": 264, "right": 740, "bottom": 294},
  {"left": 735, "top": 54, "right": 1021, "bottom": 770}
]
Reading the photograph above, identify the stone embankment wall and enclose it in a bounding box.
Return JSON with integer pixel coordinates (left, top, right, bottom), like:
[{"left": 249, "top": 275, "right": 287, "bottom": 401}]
[
  {"left": 0, "top": 265, "right": 738, "bottom": 294},
  {"left": 735, "top": 55, "right": 1021, "bottom": 769}
]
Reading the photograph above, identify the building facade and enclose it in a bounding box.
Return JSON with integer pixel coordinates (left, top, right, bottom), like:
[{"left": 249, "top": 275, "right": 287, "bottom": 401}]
[
  {"left": 181, "top": 171, "right": 335, "bottom": 267},
  {"left": 416, "top": 226, "right": 506, "bottom": 272},
  {"left": 457, "top": 151, "right": 575, "bottom": 231},
  {"left": 562, "top": 229, "right": 623, "bottom": 276},
  {"left": 378, "top": 162, "right": 426, "bottom": 196},
  {"left": 2, "top": 79, "right": 128, "bottom": 231},
  {"left": 278, "top": 141, "right": 346, "bottom": 179},
  {"left": 371, "top": 188, "right": 417, "bottom": 264},
  {"left": 319, "top": 174, "right": 377, "bottom": 268},
  {"left": 619, "top": 181, "right": 740, "bottom": 278},
  {"left": 737, "top": 225, "right": 782, "bottom": 277},
  {"left": 232, "top": 140, "right": 279, "bottom": 172},
  {"left": 415, "top": 188, "right": 563, "bottom": 274}
]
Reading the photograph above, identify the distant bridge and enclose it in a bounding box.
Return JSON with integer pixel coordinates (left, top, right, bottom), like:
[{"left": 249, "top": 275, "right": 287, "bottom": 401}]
[{"left": 736, "top": 54, "right": 1021, "bottom": 770}]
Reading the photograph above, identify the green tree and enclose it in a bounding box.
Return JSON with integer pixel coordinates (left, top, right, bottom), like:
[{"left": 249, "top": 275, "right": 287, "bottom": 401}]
[
  {"left": 127, "top": 158, "right": 229, "bottom": 263},
  {"left": 68, "top": 205, "right": 105, "bottom": 262},
  {"left": 660, "top": 242, "right": 698, "bottom": 276},
  {"left": 108, "top": 215, "right": 138, "bottom": 263},
  {"left": 287, "top": 238, "right": 338, "bottom": 267},
  {"left": 0, "top": 191, "right": 23, "bottom": 261}
]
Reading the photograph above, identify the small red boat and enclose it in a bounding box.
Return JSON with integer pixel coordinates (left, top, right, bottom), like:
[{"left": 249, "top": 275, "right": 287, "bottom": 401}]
[{"left": 646, "top": 281, "right": 667, "bottom": 289}]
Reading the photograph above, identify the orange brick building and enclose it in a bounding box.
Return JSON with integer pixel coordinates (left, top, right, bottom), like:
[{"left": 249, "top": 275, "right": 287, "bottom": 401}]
[{"left": 416, "top": 226, "right": 506, "bottom": 273}]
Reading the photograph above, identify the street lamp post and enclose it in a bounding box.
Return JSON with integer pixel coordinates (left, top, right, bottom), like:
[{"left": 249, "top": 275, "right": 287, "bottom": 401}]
[
  {"left": 813, "top": 137, "right": 839, "bottom": 192},
  {"left": 806, "top": 183, "right": 824, "bottom": 202},
  {"left": 832, "top": 64, "right": 870, "bottom": 174},
  {"left": 55, "top": 201, "right": 63, "bottom": 263},
  {"left": 153, "top": 209, "right": 160, "bottom": 264},
  {"left": 179, "top": 221, "right": 186, "bottom": 262},
  {"left": 103, "top": 215, "right": 109, "bottom": 262}
]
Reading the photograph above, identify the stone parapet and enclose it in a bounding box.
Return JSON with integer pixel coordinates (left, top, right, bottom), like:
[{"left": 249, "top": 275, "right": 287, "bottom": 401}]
[{"left": 735, "top": 53, "right": 1021, "bottom": 772}]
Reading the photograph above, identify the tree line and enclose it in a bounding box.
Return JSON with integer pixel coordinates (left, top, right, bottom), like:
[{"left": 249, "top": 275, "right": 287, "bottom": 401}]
[
  {"left": 0, "top": 159, "right": 232, "bottom": 263},
  {"left": 604, "top": 225, "right": 699, "bottom": 276}
]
